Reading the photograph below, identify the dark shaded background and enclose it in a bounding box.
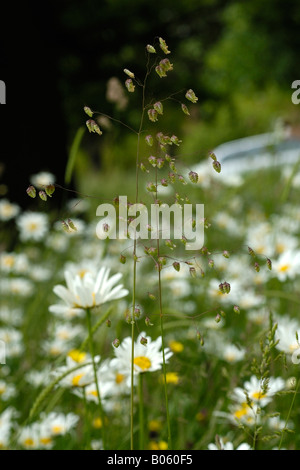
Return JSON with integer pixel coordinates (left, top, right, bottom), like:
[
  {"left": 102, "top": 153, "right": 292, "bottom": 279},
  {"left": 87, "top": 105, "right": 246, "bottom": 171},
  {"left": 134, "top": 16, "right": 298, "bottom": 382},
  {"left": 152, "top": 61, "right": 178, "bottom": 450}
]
[{"left": 1, "top": 0, "right": 300, "bottom": 206}]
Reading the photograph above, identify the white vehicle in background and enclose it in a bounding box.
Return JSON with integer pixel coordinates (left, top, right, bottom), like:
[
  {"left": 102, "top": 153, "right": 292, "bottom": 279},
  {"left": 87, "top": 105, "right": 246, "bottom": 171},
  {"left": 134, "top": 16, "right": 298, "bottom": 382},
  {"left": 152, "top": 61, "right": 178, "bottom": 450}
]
[{"left": 213, "top": 123, "right": 300, "bottom": 176}]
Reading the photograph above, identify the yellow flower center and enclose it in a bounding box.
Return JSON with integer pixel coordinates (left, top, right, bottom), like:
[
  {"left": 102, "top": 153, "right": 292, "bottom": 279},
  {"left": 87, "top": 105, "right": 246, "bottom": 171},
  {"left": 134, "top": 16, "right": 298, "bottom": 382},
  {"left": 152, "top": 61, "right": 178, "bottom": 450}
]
[
  {"left": 251, "top": 390, "right": 267, "bottom": 400},
  {"left": 134, "top": 356, "right": 151, "bottom": 371},
  {"left": 279, "top": 264, "right": 290, "bottom": 272},
  {"left": 68, "top": 349, "right": 87, "bottom": 363},
  {"left": 40, "top": 437, "right": 52, "bottom": 445},
  {"left": 52, "top": 425, "right": 63, "bottom": 435},
  {"left": 115, "top": 373, "right": 125, "bottom": 384},
  {"left": 93, "top": 417, "right": 103, "bottom": 429},
  {"left": 72, "top": 373, "right": 84, "bottom": 387},
  {"left": 3, "top": 256, "right": 15, "bottom": 268},
  {"left": 233, "top": 403, "right": 250, "bottom": 420},
  {"left": 169, "top": 340, "right": 184, "bottom": 353},
  {"left": 87, "top": 389, "right": 98, "bottom": 397},
  {"left": 28, "top": 222, "right": 38, "bottom": 232},
  {"left": 24, "top": 438, "right": 35, "bottom": 447},
  {"left": 79, "top": 269, "right": 88, "bottom": 278}
]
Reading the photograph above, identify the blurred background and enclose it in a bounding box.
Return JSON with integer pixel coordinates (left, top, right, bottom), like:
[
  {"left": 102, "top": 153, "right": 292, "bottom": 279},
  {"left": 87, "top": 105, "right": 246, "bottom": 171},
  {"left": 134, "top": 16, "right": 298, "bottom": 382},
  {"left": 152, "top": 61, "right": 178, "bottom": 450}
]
[{"left": 1, "top": 0, "right": 299, "bottom": 206}]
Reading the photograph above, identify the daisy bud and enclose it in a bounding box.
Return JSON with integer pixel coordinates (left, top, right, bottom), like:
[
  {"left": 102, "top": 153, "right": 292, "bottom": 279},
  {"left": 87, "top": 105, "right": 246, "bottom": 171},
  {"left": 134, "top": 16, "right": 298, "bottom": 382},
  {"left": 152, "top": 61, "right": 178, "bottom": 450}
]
[
  {"left": 173, "top": 261, "right": 180, "bottom": 272},
  {"left": 145, "top": 316, "right": 154, "bottom": 326},
  {"left": 148, "top": 156, "right": 157, "bottom": 167},
  {"left": 140, "top": 336, "right": 148, "bottom": 346},
  {"left": 212, "top": 160, "right": 221, "bottom": 173},
  {"left": 153, "top": 101, "right": 163, "bottom": 115},
  {"left": 159, "top": 37, "right": 171, "bottom": 54},
  {"left": 106, "top": 319, "right": 111, "bottom": 327},
  {"left": 26, "top": 185, "right": 36, "bottom": 198},
  {"left": 125, "top": 78, "right": 135, "bottom": 93},
  {"left": 222, "top": 250, "right": 230, "bottom": 258},
  {"left": 123, "top": 68, "right": 135, "bottom": 78},
  {"left": 68, "top": 219, "right": 77, "bottom": 231},
  {"left": 188, "top": 171, "right": 199, "bottom": 183},
  {"left": 84, "top": 106, "right": 93, "bottom": 117},
  {"left": 254, "top": 262, "right": 260, "bottom": 272},
  {"left": 266, "top": 258, "right": 272, "bottom": 270},
  {"left": 185, "top": 89, "right": 198, "bottom": 103},
  {"left": 146, "top": 44, "right": 156, "bottom": 53},
  {"left": 219, "top": 281, "right": 231, "bottom": 294},
  {"left": 145, "top": 134, "right": 153, "bottom": 146},
  {"left": 120, "top": 254, "right": 126, "bottom": 264},
  {"left": 39, "top": 190, "right": 47, "bottom": 201},
  {"left": 155, "top": 65, "right": 167, "bottom": 78},
  {"left": 181, "top": 103, "right": 190, "bottom": 115},
  {"left": 147, "top": 108, "right": 158, "bottom": 122},
  {"left": 112, "top": 338, "right": 120, "bottom": 348},
  {"left": 233, "top": 305, "right": 240, "bottom": 314},
  {"left": 45, "top": 184, "right": 55, "bottom": 197}
]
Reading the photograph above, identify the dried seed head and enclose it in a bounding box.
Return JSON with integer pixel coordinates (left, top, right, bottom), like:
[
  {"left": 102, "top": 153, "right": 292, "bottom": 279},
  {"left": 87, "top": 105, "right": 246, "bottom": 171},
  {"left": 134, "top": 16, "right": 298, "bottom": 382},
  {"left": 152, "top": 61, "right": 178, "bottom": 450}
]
[
  {"left": 39, "top": 190, "right": 47, "bottom": 201},
  {"left": 123, "top": 68, "right": 135, "bottom": 78},
  {"left": 158, "top": 37, "right": 171, "bottom": 55},
  {"left": 219, "top": 281, "right": 231, "bottom": 294},
  {"left": 212, "top": 160, "right": 221, "bottom": 173},
  {"left": 147, "top": 108, "right": 158, "bottom": 122},
  {"left": 188, "top": 171, "right": 199, "bottom": 184},
  {"left": 120, "top": 254, "right": 126, "bottom": 264},
  {"left": 45, "top": 184, "right": 55, "bottom": 197},
  {"left": 185, "top": 89, "right": 198, "bottom": 103},
  {"left": 146, "top": 44, "right": 156, "bottom": 53},
  {"left": 172, "top": 261, "right": 180, "bottom": 272},
  {"left": 125, "top": 79, "right": 135, "bottom": 92},
  {"left": 145, "top": 134, "right": 153, "bottom": 146},
  {"left": 26, "top": 185, "right": 36, "bottom": 198},
  {"left": 233, "top": 305, "right": 240, "bottom": 314},
  {"left": 84, "top": 106, "right": 93, "bottom": 117},
  {"left": 140, "top": 336, "right": 148, "bottom": 346},
  {"left": 153, "top": 101, "right": 163, "bottom": 115},
  {"left": 112, "top": 338, "right": 120, "bottom": 348},
  {"left": 181, "top": 103, "right": 190, "bottom": 115}
]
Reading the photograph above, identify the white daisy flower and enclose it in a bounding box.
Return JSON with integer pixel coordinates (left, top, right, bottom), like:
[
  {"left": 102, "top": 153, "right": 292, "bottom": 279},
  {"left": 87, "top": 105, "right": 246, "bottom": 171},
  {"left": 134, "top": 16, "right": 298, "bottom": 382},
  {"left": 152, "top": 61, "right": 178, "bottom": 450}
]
[
  {"left": 0, "top": 380, "right": 17, "bottom": 401},
  {"left": 110, "top": 331, "right": 173, "bottom": 381},
  {"left": 51, "top": 266, "right": 129, "bottom": 313},
  {"left": 16, "top": 211, "right": 49, "bottom": 242},
  {"left": 18, "top": 424, "right": 39, "bottom": 449},
  {"left": 40, "top": 412, "right": 79, "bottom": 437},
  {"left": 0, "top": 278, "right": 34, "bottom": 297},
  {"left": 52, "top": 356, "right": 95, "bottom": 388},
  {"left": 275, "top": 316, "right": 300, "bottom": 355},
  {"left": 0, "top": 199, "right": 20, "bottom": 221},
  {"left": 30, "top": 171, "right": 56, "bottom": 188},
  {"left": 208, "top": 437, "right": 251, "bottom": 450},
  {"left": 232, "top": 376, "right": 285, "bottom": 408},
  {"left": 272, "top": 250, "right": 300, "bottom": 282}
]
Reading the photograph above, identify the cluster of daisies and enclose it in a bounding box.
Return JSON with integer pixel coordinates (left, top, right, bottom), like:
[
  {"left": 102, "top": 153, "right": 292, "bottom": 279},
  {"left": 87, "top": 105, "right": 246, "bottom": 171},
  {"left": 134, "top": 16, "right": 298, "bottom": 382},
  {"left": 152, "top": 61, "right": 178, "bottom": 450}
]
[{"left": 1, "top": 166, "right": 300, "bottom": 450}]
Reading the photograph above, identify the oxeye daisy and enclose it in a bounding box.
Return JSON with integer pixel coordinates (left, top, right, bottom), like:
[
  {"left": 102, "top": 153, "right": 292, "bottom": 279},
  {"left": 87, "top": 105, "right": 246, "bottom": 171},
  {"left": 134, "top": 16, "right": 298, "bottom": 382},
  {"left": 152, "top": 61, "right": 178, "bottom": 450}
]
[
  {"left": 208, "top": 437, "right": 251, "bottom": 450},
  {"left": 30, "top": 171, "right": 55, "bottom": 189},
  {"left": 110, "top": 331, "right": 173, "bottom": 381},
  {"left": 50, "top": 266, "right": 129, "bottom": 313},
  {"left": 232, "top": 376, "right": 285, "bottom": 408},
  {"left": 41, "top": 412, "right": 79, "bottom": 437},
  {"left": 275, "top": 316, "right": 300, "bottom": 356},
  {"left": 16, "top": 211, "right": 49, "bottom": 242},
  {"left": 0, "top": 198, "right": 20, "bottom": 221},
  {"left": 272, "top": 250, "right": 300, "bottom": 282}
]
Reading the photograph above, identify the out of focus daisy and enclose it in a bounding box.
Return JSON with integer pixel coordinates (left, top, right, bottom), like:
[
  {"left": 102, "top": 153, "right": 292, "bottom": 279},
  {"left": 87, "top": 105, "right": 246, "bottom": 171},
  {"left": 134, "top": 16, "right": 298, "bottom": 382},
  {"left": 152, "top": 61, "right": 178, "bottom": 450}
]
[
  {"left": 275, "top": 316, "right": 300, "bottom": 356},
  {"left": 16, "top": 212, "right": 49, "bottom": 242},
  {"left": 30, "top": 171, "right": 55, "bottom": 188},
  {"left": 52, "top": 356, "right": 95, "bottom": 388},
  {"left": 272, "top": 250, "right": 300, "bottom": 282},
  {"left": 40, "top": 412, "right": 79, "bottom": 437},
  {"left": 0, "top": 199, "right": 20, "bottom": 221}
]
